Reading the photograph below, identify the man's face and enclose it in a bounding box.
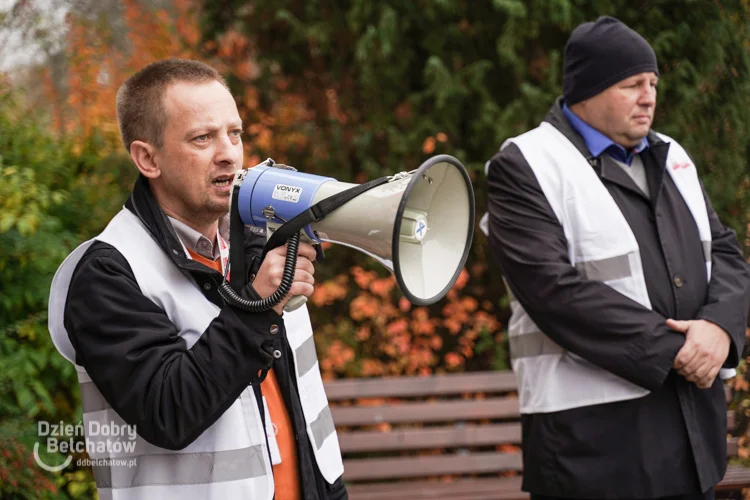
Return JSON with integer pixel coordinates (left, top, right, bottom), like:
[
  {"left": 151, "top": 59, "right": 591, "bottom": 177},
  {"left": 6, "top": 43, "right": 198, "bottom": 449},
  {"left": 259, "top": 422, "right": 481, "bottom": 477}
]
[
  {"left": 151, "top": 80, "right": 243, "bottom": 225},
  {"left": 577, "top": 72, "right": 658, "bottom": 148}
]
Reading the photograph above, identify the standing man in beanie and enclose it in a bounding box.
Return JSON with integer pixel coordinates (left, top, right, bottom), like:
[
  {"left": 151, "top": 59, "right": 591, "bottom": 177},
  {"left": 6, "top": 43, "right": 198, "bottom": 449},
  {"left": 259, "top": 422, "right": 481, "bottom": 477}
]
[{"left": 486, "top": 16, "right": 750, "bottom": 499}]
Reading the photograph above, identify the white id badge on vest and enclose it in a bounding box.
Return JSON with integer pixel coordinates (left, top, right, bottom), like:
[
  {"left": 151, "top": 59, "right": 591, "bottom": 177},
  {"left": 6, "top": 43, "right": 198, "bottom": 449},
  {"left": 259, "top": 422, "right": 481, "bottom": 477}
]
[{"left": 262, "top": 397, "right": 282, "bottom": 465}]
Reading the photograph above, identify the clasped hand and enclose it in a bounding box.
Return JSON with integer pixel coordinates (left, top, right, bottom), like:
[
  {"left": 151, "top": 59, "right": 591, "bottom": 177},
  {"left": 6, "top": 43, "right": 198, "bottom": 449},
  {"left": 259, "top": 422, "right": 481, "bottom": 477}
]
[
  {"left": 668, "top": 319, "right": 730, "bottom": 389},
  {"left": 253, "top": 242, "right": 317, "bottom": 315}
]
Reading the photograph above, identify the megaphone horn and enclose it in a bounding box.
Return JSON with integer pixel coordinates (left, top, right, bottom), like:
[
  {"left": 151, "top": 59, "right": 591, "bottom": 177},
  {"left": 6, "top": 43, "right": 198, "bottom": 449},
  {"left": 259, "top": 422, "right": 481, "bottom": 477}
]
[{"left": 226, "top": 155, "right": 475, "bottom": 310}]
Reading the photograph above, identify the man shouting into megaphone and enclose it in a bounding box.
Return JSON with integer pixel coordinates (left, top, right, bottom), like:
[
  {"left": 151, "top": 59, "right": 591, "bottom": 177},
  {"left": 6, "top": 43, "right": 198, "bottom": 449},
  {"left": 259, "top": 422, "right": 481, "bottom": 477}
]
[{"left": 48, "top": 59, "right": 348, "bottom": 500}]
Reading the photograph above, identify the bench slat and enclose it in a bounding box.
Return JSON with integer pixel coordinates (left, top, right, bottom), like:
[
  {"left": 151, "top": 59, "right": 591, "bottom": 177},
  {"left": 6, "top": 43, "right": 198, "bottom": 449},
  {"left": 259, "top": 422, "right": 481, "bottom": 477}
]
[
  {"left": 327, "top": 376, "right": 735, "bottom": 402},
  {"left": 716, "top": 465, "right": 750, "bottom": 490},
  {"left": 727, "top": 437, "right": 738, "bottom": 457},
  {"left": 343, "top": 451, "right": 523, "bottom": 481},
  {"left": 349, "top": 466, "right": 750, "bottom": 499},
  {"left": 339, "top": 427, "right": 737, "bottom": 457},
  {"left": 325, "top": 372, "right": 518, "bottom": 400},
  {"left": 331, "top": 398, "right": 519, "bottom": 426},
  {"left": 347, "top": 476, "right": 526, "bottom": 500},
  {"left": 339, "top": 423, "right": 522, "bottom": 453}
]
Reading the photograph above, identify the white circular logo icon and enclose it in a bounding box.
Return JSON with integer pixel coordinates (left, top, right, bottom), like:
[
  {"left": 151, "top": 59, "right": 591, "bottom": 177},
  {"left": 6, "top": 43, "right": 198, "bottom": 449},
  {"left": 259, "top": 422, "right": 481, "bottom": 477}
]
[
  {"left": 33, "top": 442, "right": 72, "bottom": 472},
  {"left": 414, "top": 217, "right": 428, "bottom": 241}
]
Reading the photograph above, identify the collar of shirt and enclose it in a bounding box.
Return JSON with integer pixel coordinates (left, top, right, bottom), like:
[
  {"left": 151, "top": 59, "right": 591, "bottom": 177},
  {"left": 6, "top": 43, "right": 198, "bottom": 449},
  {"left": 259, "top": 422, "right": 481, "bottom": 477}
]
[
  {"left": 167, "top": 216, "right": 219, "bottom": 260},
  {"left": 561, "top": 102, "right": 649, "bottom": 166}
]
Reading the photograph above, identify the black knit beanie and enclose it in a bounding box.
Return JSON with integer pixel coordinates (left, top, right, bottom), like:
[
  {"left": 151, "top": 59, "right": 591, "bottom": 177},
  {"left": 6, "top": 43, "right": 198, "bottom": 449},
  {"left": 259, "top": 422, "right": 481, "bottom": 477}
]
[{"left": 563, "top": 16, "right": 659, "bottom": 105}]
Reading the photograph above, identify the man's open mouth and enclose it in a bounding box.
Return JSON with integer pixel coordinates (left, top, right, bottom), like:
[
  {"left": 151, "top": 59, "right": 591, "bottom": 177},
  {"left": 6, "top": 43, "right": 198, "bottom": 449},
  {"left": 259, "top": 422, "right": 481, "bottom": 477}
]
[{"left": 212, "top": 174, "right": 234, "bottom": 186}]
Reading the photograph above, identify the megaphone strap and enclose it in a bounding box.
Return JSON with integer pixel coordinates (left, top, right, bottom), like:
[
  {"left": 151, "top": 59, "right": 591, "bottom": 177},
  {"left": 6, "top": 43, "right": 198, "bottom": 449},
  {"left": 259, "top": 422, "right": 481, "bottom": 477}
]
[
  {"left": 260, "top": 175, "right": 390, "bottom": 260},
  {"left": 229, "top": 182, "right": 249, "bottom": 292}
]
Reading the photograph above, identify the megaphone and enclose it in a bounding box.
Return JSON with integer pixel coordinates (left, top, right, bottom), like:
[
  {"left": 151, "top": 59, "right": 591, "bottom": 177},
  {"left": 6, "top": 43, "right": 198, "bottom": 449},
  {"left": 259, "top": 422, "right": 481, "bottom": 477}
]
[{"left": 225, "top": 155, "right": 475, "bottom": 311}]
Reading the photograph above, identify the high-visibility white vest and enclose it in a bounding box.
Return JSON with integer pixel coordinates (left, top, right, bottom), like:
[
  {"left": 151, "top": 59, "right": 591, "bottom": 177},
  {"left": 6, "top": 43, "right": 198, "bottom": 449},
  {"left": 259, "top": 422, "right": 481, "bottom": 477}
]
[
  {"left": 48, "top": 209, "right": 344, "bottom": 500},
  {"left": 501, "top": 122, "right": 716, "bottom": 414}
]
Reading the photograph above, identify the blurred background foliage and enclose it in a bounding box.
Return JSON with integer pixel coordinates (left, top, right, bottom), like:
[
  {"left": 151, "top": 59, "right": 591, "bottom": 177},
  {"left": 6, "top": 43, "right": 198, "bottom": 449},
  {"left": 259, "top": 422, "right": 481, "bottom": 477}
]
[{"left": 0, "top": 0, "right": 748, "bottom": 497}]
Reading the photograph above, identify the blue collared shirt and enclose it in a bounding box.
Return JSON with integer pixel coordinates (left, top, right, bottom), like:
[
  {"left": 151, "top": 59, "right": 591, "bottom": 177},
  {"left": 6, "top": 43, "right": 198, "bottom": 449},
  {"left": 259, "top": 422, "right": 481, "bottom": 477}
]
[{"left": 562, "top": 103, "right": 648, "bottom": 165}]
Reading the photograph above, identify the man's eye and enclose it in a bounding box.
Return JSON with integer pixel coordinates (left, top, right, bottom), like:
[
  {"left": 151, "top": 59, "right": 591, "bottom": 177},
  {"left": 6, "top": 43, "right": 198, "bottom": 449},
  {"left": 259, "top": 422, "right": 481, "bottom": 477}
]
[
  {"left": 231, "top": 129, "right": 243, "bottom": 137},
  {"left": 194, "top": 134, "right": 209, "bottom": 141}
]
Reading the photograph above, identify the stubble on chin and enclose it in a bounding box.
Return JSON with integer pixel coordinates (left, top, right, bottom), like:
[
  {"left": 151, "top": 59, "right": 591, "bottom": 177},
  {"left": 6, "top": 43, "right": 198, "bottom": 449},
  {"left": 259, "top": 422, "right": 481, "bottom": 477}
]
[{"left": 203, "top": 198, "right": 230, "bottom": 220}]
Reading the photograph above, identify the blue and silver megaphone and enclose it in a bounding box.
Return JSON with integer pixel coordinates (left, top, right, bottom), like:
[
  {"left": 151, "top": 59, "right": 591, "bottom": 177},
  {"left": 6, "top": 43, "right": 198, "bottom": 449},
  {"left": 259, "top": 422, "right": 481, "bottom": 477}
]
[{"left": 228, "top": 155, "right": 475, "bottom": 311}]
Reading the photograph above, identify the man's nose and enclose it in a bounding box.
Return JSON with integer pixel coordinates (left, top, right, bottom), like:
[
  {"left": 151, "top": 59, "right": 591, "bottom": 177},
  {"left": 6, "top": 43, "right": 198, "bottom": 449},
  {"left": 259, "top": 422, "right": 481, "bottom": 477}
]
[
  {"left": 214, "top": 133, "right": 240, "bottom": 165},
  {"left": 639, "top": 85, "right": 656, "bottom": 107}
]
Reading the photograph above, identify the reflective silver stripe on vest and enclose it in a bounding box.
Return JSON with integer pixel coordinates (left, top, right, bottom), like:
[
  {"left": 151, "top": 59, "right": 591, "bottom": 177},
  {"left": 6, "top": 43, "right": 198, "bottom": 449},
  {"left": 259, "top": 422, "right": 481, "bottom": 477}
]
[
  {"left": 92, "top": 445, "right": 267, "bottom": 488},
  {"left": 575, "top": 253, "right": 631, "bottom": 282},
  {"left": 310, "top": 406, "right": 336, "bottom": 450},
  {"left": 95, "top": 489, "right": 113, "bottom": 500},
  {"left": 295, "top": 336, "right": 318, "bottom": 377},
  {"left": 80, "top": 382, "right": 109, "bottom": 413},
  {"left": 702, "top": 240, "right": 711, "bottom": 263},
  {"left": 510, "top": 331, "right": 564, "bottom": 360},
  {"left": 295, "top": 338, "right": 336, "bottom": 449}
]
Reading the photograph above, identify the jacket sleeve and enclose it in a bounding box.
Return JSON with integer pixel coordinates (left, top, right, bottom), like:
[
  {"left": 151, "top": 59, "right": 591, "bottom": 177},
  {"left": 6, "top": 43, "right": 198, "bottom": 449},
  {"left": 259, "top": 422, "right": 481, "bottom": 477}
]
[
  {"left": 486, "top": 143, "right": 685, "bottom": 391},
  {"left": 64, "top": 242, "right": 282, "bottom": 450},
  {"left": 695, "top": 182, "right": 750, "bottom": 367}
]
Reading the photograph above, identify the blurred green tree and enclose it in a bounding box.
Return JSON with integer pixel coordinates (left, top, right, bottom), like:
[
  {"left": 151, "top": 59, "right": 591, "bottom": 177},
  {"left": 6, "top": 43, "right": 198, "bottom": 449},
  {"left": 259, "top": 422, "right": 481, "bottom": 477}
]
[
  {"left": 199, "top": 0, "right": 750, "bottom": 376},
  {"left": 200, "top": 0, "right": 749, "bottom": 236},
  {"left": 0, "top": 79, "right": 136, "bottom": 498},
  {"left": 2, "top": 1, "right": 750, "bottom": 496}
]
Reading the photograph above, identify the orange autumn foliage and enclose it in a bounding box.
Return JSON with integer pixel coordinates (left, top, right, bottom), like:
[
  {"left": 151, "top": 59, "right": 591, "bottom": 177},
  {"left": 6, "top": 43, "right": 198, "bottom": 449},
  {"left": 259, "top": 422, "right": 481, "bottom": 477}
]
[
  {"left": 311, "top": 275, "right": 349, "bottom": 307},
  {"left": 315, "top": 263, "right": 503, "bottom": 380},
  {"left": 47, "top": 0, "right": 203, "bottom": 145},
  {"left": 32, "top": 0, "right": 506, "bottom": 388},
  {"left": 40, "top": 0, "right": 291, "bottom": 169}
]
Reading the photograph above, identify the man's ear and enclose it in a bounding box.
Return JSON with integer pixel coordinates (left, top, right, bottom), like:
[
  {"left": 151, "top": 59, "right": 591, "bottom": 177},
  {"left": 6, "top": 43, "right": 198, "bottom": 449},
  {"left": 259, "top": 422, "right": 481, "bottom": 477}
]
[{"left": 129, "top": 141, "right": 160, "bottom": 179}]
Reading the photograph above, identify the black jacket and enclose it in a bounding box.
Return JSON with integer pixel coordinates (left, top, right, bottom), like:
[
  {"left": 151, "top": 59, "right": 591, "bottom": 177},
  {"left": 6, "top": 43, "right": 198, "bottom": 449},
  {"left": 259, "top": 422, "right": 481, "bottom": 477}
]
[
  {"left": 486, "top": 99, "right": 750, "bottom": 498},
  {"left": 64, "top": 175, "right": 347, "bottom": 500}
]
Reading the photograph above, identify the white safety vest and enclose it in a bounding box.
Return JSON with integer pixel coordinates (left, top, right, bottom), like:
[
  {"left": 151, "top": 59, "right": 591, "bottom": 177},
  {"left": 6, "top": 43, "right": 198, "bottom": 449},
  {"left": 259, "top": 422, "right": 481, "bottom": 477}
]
[
  {"left": 48, "top": 209, "right": 344, "bottom": 500},
  {"left": 500, "top": 122, "right": 719, "bottom": 414}
]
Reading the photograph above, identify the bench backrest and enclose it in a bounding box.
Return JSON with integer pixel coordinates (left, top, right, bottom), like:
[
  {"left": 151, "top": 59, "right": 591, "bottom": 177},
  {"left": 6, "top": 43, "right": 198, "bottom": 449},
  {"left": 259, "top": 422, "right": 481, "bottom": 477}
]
[
  {"left": 324, "top": 371, "right": 738, "bottom": 485},
  {"left": 325, "top": 371, "right": 523, "bottom": 483}
]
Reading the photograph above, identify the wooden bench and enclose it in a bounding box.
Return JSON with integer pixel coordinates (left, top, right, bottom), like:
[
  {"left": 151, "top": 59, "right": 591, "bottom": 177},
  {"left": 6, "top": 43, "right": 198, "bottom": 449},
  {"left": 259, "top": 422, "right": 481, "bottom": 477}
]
[{"left": 323, "top": 371, "right": 750, "bottom": 500}]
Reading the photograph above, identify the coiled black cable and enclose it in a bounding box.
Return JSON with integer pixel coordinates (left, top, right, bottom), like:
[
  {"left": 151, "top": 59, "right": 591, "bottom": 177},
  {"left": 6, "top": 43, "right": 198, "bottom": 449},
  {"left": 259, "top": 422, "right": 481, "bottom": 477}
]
[{"left": 217, "top": 232, "right": 300, "bottom": 312}]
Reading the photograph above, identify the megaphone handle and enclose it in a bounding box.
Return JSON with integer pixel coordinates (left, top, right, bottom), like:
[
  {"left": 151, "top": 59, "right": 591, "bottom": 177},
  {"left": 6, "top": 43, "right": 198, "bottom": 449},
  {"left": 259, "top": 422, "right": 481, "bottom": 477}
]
[
  {"left": 264, "top": 224, "right": 308, "bottom": 313},
  {"left": 284, "top": 295, "right": 308, "bottom": 312}
]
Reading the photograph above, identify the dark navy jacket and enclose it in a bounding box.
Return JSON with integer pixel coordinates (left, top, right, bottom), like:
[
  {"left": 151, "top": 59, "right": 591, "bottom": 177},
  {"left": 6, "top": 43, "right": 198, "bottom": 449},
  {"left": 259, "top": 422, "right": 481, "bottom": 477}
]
[{"left": 487, "top": 98, "right": 750, "bottom": 497}]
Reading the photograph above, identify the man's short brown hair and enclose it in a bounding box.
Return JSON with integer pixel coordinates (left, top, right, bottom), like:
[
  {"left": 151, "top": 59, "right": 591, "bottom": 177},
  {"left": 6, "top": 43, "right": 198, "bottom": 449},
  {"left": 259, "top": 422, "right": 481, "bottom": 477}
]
[{"left": 116, "top": 58, "right": 228, "bottom": 151}]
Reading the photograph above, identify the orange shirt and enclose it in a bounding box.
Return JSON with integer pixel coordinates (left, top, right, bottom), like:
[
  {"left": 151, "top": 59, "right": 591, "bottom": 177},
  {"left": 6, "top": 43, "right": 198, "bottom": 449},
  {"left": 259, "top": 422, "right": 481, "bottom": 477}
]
[
  {"left": 187, "top": 249, "right": 301, "bottom": 500},
  {"left": 260, "top": 369, "right": 301, "bottom": 500}
]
